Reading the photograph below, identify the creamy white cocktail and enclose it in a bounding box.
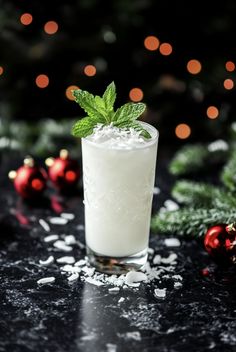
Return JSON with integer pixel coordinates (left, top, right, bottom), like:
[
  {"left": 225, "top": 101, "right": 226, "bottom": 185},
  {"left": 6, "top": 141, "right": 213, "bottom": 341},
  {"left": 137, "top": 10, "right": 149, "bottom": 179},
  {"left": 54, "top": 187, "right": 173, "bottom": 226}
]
[
  {"left": 82, "top": 123, "right": 158, "bottom": 271},
  {"left": 71, "top": 82, "right": 158, "bottom": 272}
]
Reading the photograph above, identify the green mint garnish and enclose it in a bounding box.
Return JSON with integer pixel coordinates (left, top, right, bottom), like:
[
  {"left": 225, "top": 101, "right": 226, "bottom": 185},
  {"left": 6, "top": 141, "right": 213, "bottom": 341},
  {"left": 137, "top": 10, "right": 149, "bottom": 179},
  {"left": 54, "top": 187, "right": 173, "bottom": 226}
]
[{"left": 71, "top": 82, "right": 151, "bottom": 139}]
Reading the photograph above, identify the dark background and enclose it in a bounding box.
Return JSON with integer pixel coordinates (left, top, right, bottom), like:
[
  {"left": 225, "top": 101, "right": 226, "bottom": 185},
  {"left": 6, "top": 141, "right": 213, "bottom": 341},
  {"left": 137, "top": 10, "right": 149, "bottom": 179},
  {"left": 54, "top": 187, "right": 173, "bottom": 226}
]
[{"left": 0, "top": 0, "right": 236, "bottom": 155}]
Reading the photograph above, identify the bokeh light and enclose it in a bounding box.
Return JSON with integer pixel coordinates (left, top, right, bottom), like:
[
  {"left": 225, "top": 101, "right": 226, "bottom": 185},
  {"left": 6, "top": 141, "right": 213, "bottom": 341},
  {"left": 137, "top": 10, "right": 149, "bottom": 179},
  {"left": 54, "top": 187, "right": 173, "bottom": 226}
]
[
  {"left": 20, "top": 13, "right": 33, "bottom": 26},
  {"left": 175, "top": 123, "right": 191, "bottom": 139},
  {"left": 187, "top": 59, "right": 202, "bottom": 74},
  {"left": 66, "top": 85, "right": 80, "bottom": 100},
  {"left": 159, "top": 43, "right": 172, "bottom": 56},
  {"left": 144, "top": 36, "right": 160, "bottom": 51},
  {"left": 223, "top": 78, "right": 234, "bottom": 90},
  {"left": 44, "top": 21, "right": 59, "bottom": 35},
  {"left": 225, "top": 61, "right": 235, "bottom": 72},
  {"left": 206, "top": 106, "right": 219, "bottom": 119},
  {"left": 84, "top": 65, "right": 96, "bottom": 77},
  {"left": 35, "top": 74, "right": 49, "bottom": 88},
  {"left": 129, "top": 88, "right": 144, "bottom": 102},
  {"left": 0, "top": 66, "right": 4, "bottom": 76}
]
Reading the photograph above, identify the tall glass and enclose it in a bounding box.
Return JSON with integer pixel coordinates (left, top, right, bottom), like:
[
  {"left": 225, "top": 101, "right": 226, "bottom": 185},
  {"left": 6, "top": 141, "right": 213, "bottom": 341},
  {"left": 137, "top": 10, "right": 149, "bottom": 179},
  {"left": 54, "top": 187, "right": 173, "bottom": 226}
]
[{"left": 81, "top": 122, "right": 158, "bottom": 274}]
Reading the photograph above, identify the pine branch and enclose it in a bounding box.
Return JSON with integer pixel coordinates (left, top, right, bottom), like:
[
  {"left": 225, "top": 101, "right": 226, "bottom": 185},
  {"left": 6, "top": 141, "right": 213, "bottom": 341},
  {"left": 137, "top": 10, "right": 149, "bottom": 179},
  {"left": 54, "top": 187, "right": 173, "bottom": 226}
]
[
  {"left": 221, "top": 150, "right": 236, "bottom": 191},
  {"left": 151, "top": 208, "right": 236, "bottom": 238},
  {"left": 172, "top": 180, "right": 236, "bottom": 209}
]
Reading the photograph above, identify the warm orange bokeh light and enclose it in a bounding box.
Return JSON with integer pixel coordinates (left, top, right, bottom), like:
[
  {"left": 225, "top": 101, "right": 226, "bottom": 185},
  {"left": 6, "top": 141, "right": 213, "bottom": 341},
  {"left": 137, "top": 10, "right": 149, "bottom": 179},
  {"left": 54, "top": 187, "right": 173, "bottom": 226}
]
[
  {"left": 129, "top": 88, "right": 144, "bottom": 102},
  {"left": 144, "top": 36, "right": 160, "bottom": 51},
  {"left": 20, "top": 13, "right": 33, "bottom": 26},
  {"left": 84, "top": 65, "right": 96, "bottom": 77},
  {"left": 44, "top": 21, "right": 58, "bottom": 35},
  {"left": 159, "top": 43, "right": 172, "bottom": 56},
  {"left": 224, "top": 78, "right": 234, "bottom": 90},
  {"left": 35, "top": 74, "right": 49, "bottom": 88},
  {"left": 225, "top": 61, "right": 235, "bottom": 72},
  {"left": 206, "top": 106, "right": 219, "bottom": 119},
  {"left": 187, "top": 59, "right": 202, "bottom": 74},
  {"left": 0, "top": 66, "right": 3, "bottom": 76},
  {"left": 175, "top": 123, "right": 191, "bottom": 139},
  {"left": 66, "top": 85, "right": 80, "bottom": 100}
]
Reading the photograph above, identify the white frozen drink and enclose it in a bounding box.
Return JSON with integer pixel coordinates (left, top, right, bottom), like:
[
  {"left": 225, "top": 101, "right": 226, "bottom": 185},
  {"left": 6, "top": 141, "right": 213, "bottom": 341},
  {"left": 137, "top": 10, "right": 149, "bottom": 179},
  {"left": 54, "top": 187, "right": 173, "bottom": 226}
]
[{"left": 82, "top": 122, "right": 158, "bottom": 259}]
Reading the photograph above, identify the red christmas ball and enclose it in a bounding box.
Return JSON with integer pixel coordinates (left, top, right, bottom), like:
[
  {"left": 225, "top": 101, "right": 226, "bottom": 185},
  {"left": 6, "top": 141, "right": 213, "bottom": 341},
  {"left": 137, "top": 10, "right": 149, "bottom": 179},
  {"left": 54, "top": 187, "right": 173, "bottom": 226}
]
[
  {"left": 9, "top": 157, "right": 47, "bottom": 199},
  {"left": 204, "top": 223, "right": 236, "bottom": 265},
  {"left": 46, "top": 149, "right": 79, "bottom": 191}
]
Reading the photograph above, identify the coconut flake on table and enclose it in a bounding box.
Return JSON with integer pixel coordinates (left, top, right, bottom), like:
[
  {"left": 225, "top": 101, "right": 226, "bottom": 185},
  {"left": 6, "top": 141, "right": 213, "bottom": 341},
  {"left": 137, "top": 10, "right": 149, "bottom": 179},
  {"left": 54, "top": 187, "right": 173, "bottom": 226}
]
[
  {"left": 125, "top": 271, "right": 147, "bottom": 287},
  {"left": 147, "top": 247, "right": 154, "bottom": 255},
  {"left": 160, "top": 253, "right": 178, "bottom": 264},
  {"left": 53, "top": 240, "right": 72, "bottom": 252},
  {"left": 64, "top": 235, "right": 76, "bottom": 245},
  {"left": 81, "top": 266, "right": 95, "bottom": 277},
  {"left": 154, "top": 288, "right": 167, "bottom": 298},
  {"left": 39, "top": 255, "right": 54, "bottom": 266},
  {"left": 37, "top": 277, "right": 55, "bottom": 285},
  {"left": 44, "top": 234, "right": 59, "bottom": 243},
  {"left": 85, "top": 277, "right": 104, "bottom": 286},
  {"left": 49, "top": 217, "right": 68, "bottom": 225},
  {"left": 108, "top": 287, "right": 120, "bottom": 292},
  {"left": 164, "top": 238, "right": 181, "bottom": 247},
  {"left": 74, "top": 259, "right": 87, "bottom": 267},
  {"left": 153, "top": 186, "right": 160, "bottom": 195},
  {"left": 60, "top": 213, "right": 75, "bottom": 220},
  {"left": 39, "top": 219, "right": 50, "bottom": 232},
  {"left": 60, "top": 265, "right": 81, "bottom": 273},
  {"left": 174, "top": 282, "right": 182, "bottom": 288},
  {"left": 56, "top": 256, "right": 75, "bottom": 264},
  {"left": 118, "top": 297, "right": 125, "bottom": 303},
  {"left": 172, "top": 274, "right": 183, "bottom": 281},
  {"left": 67, "top": 272, "right": 79, "bottom": 282}
]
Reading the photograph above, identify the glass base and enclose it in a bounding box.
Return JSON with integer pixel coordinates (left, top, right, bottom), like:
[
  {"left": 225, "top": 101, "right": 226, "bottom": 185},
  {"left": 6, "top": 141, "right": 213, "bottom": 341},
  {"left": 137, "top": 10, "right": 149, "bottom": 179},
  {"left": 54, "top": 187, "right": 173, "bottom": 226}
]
[{"left": 86, "top": 246, "right": 148, "bottom": 274}]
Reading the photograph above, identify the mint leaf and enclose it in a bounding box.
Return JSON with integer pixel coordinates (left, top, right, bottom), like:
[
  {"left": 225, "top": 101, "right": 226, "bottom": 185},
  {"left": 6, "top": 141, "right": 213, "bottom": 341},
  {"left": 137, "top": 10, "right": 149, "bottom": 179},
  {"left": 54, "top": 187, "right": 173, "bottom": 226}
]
[
  {"left": 71, "top": 117, "right": 97, "bottom": 138},
  {"left": 73, "top": 90, "right": 106, "bottom": 123},
  {"left": 102, "top": 81, "right": 116, "bottom": 112},
  {"left": 113, "top": 102, "right": 146, "bottom": 122},
  {"left": 114, "top": 120, "right": 151, "bottom": 139}
]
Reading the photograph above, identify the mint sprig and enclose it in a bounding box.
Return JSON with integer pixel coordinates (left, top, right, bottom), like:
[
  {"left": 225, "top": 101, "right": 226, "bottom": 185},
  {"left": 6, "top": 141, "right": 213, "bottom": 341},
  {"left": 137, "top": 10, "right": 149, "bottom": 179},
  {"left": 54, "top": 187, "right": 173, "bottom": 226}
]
[{"left": 71, "top": 82, "right": 151, "bottom": 139}]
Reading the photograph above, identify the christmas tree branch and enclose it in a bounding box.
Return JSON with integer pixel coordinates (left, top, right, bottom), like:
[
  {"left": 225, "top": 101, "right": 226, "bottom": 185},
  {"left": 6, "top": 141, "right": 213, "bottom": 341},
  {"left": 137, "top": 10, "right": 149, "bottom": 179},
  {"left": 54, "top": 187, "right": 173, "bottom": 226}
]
[
  {"left": 221, "top": 150, "right": 236, "bottom": 191},
  {"left": 172, "top": 180, "right": 236, "bottom": 209},
  {"left": 151, "top": 208, "right": 236, "bottom": 238}
]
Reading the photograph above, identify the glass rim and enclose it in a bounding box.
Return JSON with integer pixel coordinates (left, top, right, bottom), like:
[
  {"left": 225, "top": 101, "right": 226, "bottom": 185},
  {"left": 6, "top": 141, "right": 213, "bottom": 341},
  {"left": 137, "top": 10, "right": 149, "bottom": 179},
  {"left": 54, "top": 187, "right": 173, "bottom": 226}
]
[{"left": 82, "top": 121, "right": 159, "bottom": 150}]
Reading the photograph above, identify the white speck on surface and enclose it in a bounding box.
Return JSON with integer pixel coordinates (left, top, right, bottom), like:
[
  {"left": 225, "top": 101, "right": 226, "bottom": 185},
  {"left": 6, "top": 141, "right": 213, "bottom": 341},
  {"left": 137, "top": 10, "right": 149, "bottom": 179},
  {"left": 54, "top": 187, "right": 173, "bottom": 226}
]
[
  {"left": 37, "top": 277, "right": 55, "bottom": 285},
  {"left": 67, "top": 272, "right": 79, "bottom": 282},
  {"left": 39, "top": 256, "right": 54, "bottom": 266},
  {"left": 44, "top": 234, "right": 59, "bottom": 243},
  {"left": 60, "top": 265, "right": 81, "bottom": 273},
  {"left": 64, "top": 235, "right": 76, "bottom": 245},
  {"left": 60, "top": 213, "right": 75, "bottom": 220},
  {"left": 106, "top": 343, "right": 117, "bottom": 352},
  {"left": 56, "top": 256, "right": 75, "bottom": 264},
  {"left": 164, "top": 199, "right": 179, "bottom": 211},
  {"left": 85, "top": 277, "right": 104, "bottom": 286},
  {"left": 118, "top": 297, "right": 125, "bottom": 303},
  {"left": 174, "top": 282, "right": 182, "bottom": 288},
  {"left": 74, "top": 259, "right": 87, "bottom": 267},
  {"left": 49, "top": 217, "right": 68, "bottom": 225},
  {"left": 154, "top": 288, "right": 167, "bottom": 298},
  {"left": 108, "top": 287, "right": 120, "bottom": 292},
  {"left": 53, "top": 240, "right": 72, "bottom": 252},
  {"left": 125, "top": 271, "right": 147, "bottom": 287},
  {"left": 172, "top": 274, "right": 183, "bottom": 281},
  {"left": 77, "top": 224, "right": 85, "bottom": 231},
  {"left": 164, "top": 238, "right": 181, "bottom": 247},
  {"left": 153, "top": 186, "right": 160, "bottom": 195},
  {"left": 39, "top": 219, "right": 50, "bottom": 232},
  {"left": 148, "top": 247, "right": 154, "bottom": 255},
  {"left": 160, "top": 253, "right": 178, "bottom": 264}
]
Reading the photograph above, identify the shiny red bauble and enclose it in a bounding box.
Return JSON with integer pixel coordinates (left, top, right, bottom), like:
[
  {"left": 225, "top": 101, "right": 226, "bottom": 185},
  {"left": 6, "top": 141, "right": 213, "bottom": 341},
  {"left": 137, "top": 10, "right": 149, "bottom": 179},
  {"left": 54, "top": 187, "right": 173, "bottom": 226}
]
[
  {"left": 9, "top": 157, "right": 47, "bottom": 199},
  {"left": 204, "top": 223, "right": 236, "bottom": 265},
  {"left": 46, "top": 149, "right": 79, "bottom": 191}
]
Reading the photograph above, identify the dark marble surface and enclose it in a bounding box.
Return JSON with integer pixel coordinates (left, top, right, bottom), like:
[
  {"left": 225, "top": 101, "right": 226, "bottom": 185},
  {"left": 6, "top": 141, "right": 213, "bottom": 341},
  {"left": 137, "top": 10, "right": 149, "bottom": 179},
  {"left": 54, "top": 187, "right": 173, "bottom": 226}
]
[{"left": 1, "top": 154, "right": 236, "bottom": 352}]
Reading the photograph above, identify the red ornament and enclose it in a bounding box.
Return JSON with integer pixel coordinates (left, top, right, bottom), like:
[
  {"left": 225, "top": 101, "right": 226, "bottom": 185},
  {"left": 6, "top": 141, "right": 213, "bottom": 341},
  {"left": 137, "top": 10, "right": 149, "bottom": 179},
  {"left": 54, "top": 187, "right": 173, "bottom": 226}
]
[
  {"left": 46, "top": 149, "right": 80, "bottom": 191},
  {"left": 204, "top": 223, "right": 236, "bottom": 265},
  {"left": 9, "top": 157, "right": 47, "bottom": 199}
]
